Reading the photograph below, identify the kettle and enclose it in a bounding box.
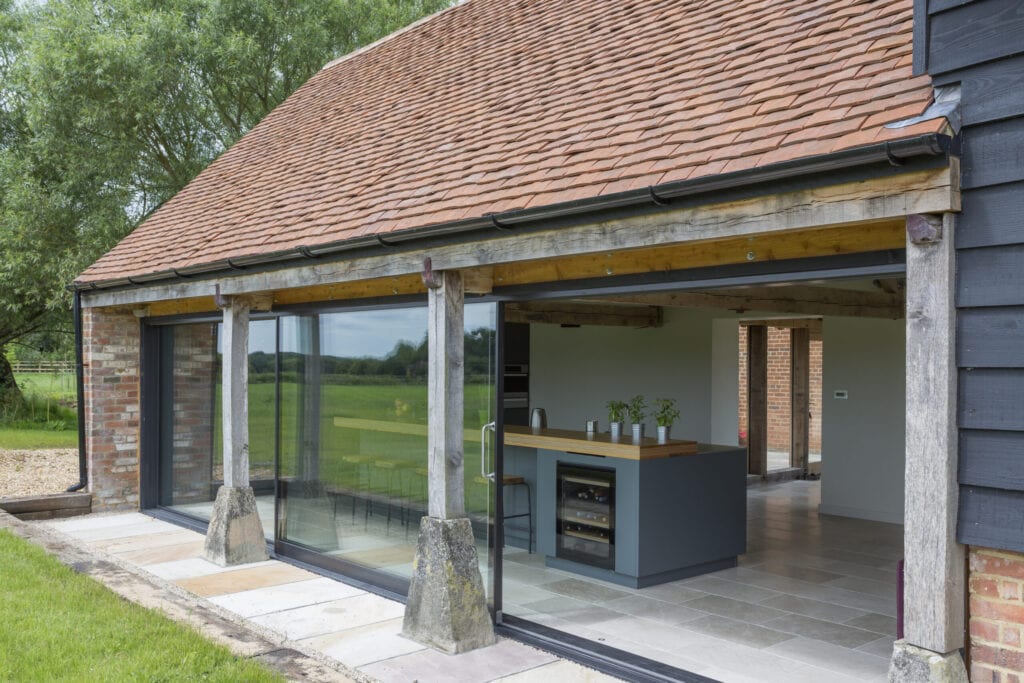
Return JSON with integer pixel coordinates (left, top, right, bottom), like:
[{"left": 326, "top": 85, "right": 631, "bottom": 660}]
[{"left": 530, "top": 408, "right": 547, "bottom": 430}]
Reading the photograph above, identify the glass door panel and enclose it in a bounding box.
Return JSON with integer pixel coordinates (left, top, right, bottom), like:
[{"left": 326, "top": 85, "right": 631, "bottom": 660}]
[
  {"left": 275, "top": 303, "right": 498, "bottom": 597},
  {"left": 156, "top": 318, "right": 277, "bottom": 540}
]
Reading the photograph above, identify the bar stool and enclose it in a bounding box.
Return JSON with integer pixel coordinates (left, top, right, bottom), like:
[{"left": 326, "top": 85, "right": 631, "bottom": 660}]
[
  {"left": 371, "top": 458, "right": 414, "bottom": 533},
  {"left": 502, "top": 475, "right": 533, "bottom": 553},
  {"left": 475, "top": 474, "right": 533, "bottom": 553},
  {"left": 340, "top": 454, "right": 374, "bottom": 521}
]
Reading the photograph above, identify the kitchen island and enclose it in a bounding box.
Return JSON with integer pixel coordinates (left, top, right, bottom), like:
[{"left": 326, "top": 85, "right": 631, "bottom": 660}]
[{"left": 503, "top": 426, "right": 746, "bottom": 588}]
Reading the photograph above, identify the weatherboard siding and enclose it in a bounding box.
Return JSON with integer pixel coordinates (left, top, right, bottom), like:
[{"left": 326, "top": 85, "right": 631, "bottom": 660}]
[
  {"left": 920, "top": 0, "right": 1024, "bottom": 554},
  {"left": 921, "top": 0, "right": 1024, "bottom": 677}
]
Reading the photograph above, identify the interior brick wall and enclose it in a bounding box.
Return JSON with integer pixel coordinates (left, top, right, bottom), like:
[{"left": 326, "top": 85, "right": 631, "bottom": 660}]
[
  {"left": 766, "top": 327, "right": 793, "bottom": 451},
  {"left": 969, "top": 547, "right": 1024, "bottom": 682},
  {"left": 738, "top": 323, "right": 822, "bottom": 455},
  {"left": 83, "top": 307, "right": 141, "bottom": 511}
]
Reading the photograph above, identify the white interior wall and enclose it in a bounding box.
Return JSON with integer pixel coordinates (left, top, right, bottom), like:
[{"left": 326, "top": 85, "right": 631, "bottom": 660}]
[
  {"left": 819, "top": 316, "right": 906, "bottom": 524},
  {"left": 529, "top": 308, "right": 713, "bottom": 441},
  {"left": 710, "top": 318, "right": 741, "bottom": 446}
]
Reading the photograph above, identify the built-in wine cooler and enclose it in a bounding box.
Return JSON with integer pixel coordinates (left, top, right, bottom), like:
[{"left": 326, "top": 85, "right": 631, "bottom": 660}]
[{"left": 556, "top": 464, "right": 615, "bottom": 569}]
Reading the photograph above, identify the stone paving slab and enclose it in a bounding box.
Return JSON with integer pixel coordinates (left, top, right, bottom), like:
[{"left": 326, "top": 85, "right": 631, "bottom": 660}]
[
  {"left": 300, "top": 617, "right": 427, "bottom": 667},
  {"left": 176, "top": 562, "right": 316, "bottom": 597},
  {"left": 116, "top": 539, "right": 206, "bottom": 565},
  {"left": 24, "top": 510, "right": 621, "bottom": 682},
  {"left": 360, "top": 638, "right": 556, "bottom": 683},
  {"left": 251, "top": 594, "right": 408, "bottom": 640},
  {"left": 211, "top": 577, "right": 366, "bottom": 617},
  {"left": 96, "top": 529, "right": 205, "bottom": 553}
]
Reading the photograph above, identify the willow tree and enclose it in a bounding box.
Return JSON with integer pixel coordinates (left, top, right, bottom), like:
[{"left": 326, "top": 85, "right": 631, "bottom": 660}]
[{"left": 0, "top": 0, "right": 451, "bottom": 408}]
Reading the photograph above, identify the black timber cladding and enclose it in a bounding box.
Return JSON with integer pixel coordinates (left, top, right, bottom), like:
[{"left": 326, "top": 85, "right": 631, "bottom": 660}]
[{"left": 919, "top": 0, "right": 1024, "bottom": 552}]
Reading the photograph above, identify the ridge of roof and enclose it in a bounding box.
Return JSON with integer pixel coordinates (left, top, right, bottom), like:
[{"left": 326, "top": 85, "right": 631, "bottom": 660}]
[
  {"left": 78, "top": 0, "right": 944, "bottom": 287},
  {"left": 319, "top": 1, "right": 466, "bottom": 74}
]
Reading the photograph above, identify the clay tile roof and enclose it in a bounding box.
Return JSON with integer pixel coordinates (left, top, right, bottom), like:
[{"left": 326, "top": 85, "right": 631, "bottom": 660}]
[{"left": 78, "top": 0, "right": 944, "bottom": 285}]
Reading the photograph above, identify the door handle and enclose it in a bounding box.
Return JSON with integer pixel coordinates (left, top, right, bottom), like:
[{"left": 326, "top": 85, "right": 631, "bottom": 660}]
[{"left": 481, "top": 421, "right": 496, "bottom": 480}]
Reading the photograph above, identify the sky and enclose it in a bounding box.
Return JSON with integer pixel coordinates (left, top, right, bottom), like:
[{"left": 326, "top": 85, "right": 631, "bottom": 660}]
[{"left": 245, "top": 302, "right": 495, "bottom": 358}]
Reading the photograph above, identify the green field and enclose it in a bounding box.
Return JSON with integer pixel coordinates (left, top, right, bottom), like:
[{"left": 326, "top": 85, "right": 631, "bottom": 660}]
[
  {"left": 1, "top": 373, "right": 77, "bottom": 445},
  {"left": 13, "top": 372, "right": 76, "bottom": 403},
  {"left": 205, "top": 380, "right": 497, "bottom": 517},
  {"left": 0, "top": 530, "right": 282, "bottom": 682}
]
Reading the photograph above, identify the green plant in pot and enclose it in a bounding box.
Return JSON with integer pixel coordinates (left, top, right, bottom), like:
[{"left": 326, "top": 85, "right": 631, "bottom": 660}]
[
  {"left": 607, "top": 400, "right": 627, "bottom": 440},
  {"left": 627, "top": 394, "right": 647, "bottom": 441},
  {"left": 654, "top": 397, "right": 680, "bottom": 443}
]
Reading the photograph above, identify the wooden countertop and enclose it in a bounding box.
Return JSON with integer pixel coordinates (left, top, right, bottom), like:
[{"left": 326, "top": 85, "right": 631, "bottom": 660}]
[{"left": 504, "top": 425, "right": 698, "bottom": 460}]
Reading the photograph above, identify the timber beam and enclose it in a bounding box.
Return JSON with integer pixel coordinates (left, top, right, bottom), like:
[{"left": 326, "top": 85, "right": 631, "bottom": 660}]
[
  {"left": 597, "top": 285, "right": 905, "bottom": 319},
  {"left": 83, "top": 163, "right": 959, "bottom": 309},
  {"left": 505, "top": 301, "right": 663, "bottom": 327}
]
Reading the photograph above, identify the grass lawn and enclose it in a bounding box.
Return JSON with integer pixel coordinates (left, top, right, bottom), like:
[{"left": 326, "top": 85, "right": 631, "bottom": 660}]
[
  {"left": 0, "top": 428, "right": 78, "bottom": 450},
  {"left": 0, "top": 530, "right": 282, "bottom": 682}
]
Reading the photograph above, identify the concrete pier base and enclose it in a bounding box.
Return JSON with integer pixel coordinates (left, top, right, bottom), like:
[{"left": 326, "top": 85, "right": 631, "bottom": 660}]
[
  {"left": 203, "top": 486, "right": 269, "bottom": 566},
  {"left": 402, "top": 516, "right": 495, "bottom": 654},
  {"left": 889, "top": 640, "right": 968, "bottom": 683}
]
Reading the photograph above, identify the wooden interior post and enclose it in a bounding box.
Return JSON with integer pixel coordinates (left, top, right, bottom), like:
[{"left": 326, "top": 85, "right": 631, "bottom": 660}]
[
  {"left": 790, "top": 327, "right": 810, "bottom": 473},
  {"left": 221, "top": 297, "right": 250, "bottom": 488},
  {"left": 428, "top": 270, "right": 465, "bottom": 519},
  {"left": 902, "top": 212, "right": 964, "bottom": 654},
  {"left": 747, "top": 325, "right": 768, "bottom": 476}
]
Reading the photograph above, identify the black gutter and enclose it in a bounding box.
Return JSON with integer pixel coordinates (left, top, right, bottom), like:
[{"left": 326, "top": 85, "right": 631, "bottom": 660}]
[
  {"left": 73, "top": 133, "right": 954, "bottom": 293},
  {"left": 66, "top": 289, "right": 87, "bottom": 493}
]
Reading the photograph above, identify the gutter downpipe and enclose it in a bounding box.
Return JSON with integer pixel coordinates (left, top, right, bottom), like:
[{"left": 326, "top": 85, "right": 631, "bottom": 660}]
[
  {"left": 66, "top": 289, "right": 87, "bottom": 493},
  {"left": 72, "top": 133, "right": 955, "bottom": 293}
]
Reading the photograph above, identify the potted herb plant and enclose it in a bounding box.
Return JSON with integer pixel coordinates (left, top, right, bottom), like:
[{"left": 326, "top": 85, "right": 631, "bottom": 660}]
[
  {"left": 607, "top": 400, "right": 626, "bottom": 440},
  {"left": 654, "top": 397, "right": 680, "bottom": 443},
  {"left": 627, "top": 394, "right": 646, "bottom": 441}
]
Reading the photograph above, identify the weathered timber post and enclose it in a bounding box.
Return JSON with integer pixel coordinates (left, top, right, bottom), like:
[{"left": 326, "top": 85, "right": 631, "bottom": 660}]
[
  {"left": 746, "top": 324, "right": 768, "bottom": 476},
  {"left": 402, "top": 265, "right": 495, "bottom": 653},
  {"left": 890, "top": 213, "right": 967, "bottom": 682},
  {"left": 790, "top": 327, "right": 810, "bottom": 473},
  {"left": 204, "top": 294, "right": 269, "bottom": 566}
]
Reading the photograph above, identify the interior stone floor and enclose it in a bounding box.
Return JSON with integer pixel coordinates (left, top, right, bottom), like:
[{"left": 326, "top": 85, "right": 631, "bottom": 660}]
[{"left": 500, "top": 479, "right": 900, "bottom": 683}]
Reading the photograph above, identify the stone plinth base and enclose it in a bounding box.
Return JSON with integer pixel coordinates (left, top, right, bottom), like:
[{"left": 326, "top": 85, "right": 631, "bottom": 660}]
[
  {"left": 203, "top": 486, "right": 268, "bottom": 566},
  {"left": 402, "top": 516, "right": 495, "bottom": 654},
  {"left": 889, "top": 640, "right": 968, "bottom": 683}
]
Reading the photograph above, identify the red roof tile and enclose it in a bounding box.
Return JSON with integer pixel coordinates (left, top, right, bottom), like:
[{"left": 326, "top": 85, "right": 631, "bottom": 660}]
[{"left": 78, "top": 0, "right": 945, "bottom": 284}]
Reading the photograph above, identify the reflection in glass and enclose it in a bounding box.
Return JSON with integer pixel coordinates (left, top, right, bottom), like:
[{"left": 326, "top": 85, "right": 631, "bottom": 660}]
[
  {"left": 278, "top": 304, "right": 496, "bottom": 590},
  {"left": 158, "top": 319, "right": 277, "bottom": 539}
]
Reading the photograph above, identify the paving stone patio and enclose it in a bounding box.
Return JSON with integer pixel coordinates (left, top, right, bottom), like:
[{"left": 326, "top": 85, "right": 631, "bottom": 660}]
[{"left": 40, "top": 513, "right": 620, "bottom": 683}]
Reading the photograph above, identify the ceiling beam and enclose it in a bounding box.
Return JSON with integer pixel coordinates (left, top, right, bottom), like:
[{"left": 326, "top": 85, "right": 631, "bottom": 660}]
[
  {"left": 505, "top": 301, "right": 663, "bottom": 327},
  {"left": 596, "top": 285, "right": 904, "bottom": 318}
]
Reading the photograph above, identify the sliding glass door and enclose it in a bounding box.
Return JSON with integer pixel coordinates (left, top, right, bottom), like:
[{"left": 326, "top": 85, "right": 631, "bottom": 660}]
[
  {"left": 147, "top": 301, "right": 500, "bottom": 601},
  {"left": 153, "top": 318, "right": 276, "bottom": 537},
  {"left": 275, "top": 303, "right": 499, "bottom": 597}
]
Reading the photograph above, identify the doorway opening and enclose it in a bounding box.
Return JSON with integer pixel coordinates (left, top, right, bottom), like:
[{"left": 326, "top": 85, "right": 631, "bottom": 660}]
[{"left": 738, "top": 322, "right": 824, "bottom": 478}]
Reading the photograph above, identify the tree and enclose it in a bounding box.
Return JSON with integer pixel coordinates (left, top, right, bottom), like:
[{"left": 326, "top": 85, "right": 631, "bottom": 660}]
[{"left": 0, "top": 0, "right": 452, "bottom": 408}]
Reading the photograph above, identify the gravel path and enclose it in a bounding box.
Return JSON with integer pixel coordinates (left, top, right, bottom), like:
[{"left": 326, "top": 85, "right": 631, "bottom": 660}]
[{"left": 0, "top": 448, "right": 78, "bottom": 498}]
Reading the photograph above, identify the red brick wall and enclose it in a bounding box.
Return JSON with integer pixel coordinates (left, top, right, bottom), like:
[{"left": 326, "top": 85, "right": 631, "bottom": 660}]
[
  {"left": 766, "top": 327, "right": 792, "bottom": 451},
  {"left": 738, "top": 323, "right": 822, "bottom": 454},
  {"left": 83, "top": 307, "right": 141, "bottom": 511},
  {"left": 969, "top": 547, "right": 1024, "bottom": 681},
  {"left": 809, "top": 335, "right": 822, "bottom": 454}
]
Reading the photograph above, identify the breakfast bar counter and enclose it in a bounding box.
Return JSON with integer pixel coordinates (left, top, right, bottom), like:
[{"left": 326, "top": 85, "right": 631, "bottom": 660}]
[{"left": 502, "top": 426, "right": 746, "bottom": 588}]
